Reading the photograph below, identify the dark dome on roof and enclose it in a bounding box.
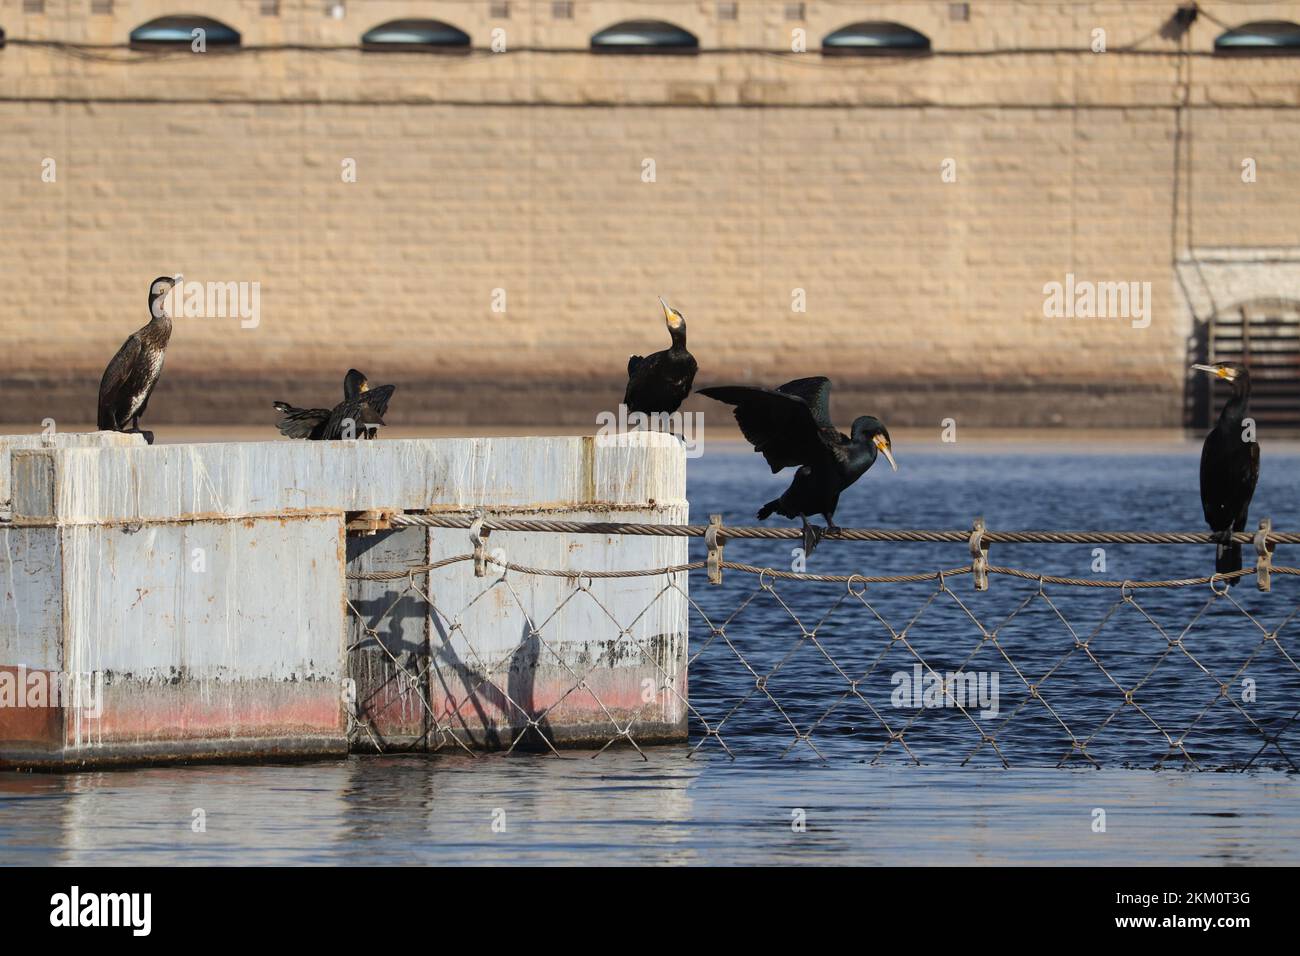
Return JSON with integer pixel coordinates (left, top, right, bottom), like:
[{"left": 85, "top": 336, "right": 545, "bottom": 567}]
[
  {"left": 591, "top": 20, "right": 699, "bottom": 53},
  {"left": 1214, "top": 20, "right": 1300, "bottom": 55},
  {"left": 822, "top": 21, "right": 931, "bottom": 56},
  {"left": 361, "top": 19, "right": 471, "bottom": 51},
  {"left": 130, "top": 15, "right": 241, "bottom": 48}
]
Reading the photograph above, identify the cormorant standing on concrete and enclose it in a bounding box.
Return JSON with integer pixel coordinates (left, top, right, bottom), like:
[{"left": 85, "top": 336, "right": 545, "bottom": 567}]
[
  {"left": 274, "top": 369, "right": 395, "bottom": 440},
  {"left": 1193, "top": 362, "right": 1260, "bottom": 578},
  {"left": 623, "top": 297, "right": 698, "bottom": 426},
  {"left": 97, "top": 275, "right": 176, "bottom": 445},
  {"left": 697, "top": 376, "right": 897, "bottom": 555}
]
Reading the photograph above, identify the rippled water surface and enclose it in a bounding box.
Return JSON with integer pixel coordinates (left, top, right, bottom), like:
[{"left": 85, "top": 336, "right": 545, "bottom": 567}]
[
  {"left": 3, "top": 439, "right": 1300, "bottom": 865},
  {"left": 3, "top": 755, "right": 1299, "bottom": 866},
  {"left": 683, "top": 442, "right": 1300, "bottom": 770}
]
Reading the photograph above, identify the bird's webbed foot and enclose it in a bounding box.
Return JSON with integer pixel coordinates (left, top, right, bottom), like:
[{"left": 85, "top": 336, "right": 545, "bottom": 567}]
[
  {"left": 140, "top": 429, "right": 155, "bottom": 446},
  {"left": 1211, "top": 529, "right": 1234, "bottom": 545}
]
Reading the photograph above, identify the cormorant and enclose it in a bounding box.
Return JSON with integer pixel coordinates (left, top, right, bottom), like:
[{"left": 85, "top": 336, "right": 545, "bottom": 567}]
[
  {"left": 623, "top": 297, "right": 698, "bottom": 427},
  {"left": 1193, "top": 362, "right": 1260, "bottom": 578},
  {"left": 274, "top": 369, "right": 396, "bottom": 441},
  {"left": 97, "top": 275, "right": 177, "bottom": 445},
  {"left": 697, "top": 376, "right": 897, "bottom": 555}
]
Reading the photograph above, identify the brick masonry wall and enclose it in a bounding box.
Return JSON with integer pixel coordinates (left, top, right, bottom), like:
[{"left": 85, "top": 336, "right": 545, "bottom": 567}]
[{"left": 2, "top": 2, "right": 1299, "bottom": 428}]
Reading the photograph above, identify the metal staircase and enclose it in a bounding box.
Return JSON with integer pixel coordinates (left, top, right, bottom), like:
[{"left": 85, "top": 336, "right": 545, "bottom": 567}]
[{"left": 1209, "top": 299, "right": 1300, "bottom": 430}]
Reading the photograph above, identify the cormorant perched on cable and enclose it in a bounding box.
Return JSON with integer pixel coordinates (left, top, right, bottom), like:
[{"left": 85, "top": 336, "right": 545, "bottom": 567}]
[
  {"left": 273, "top": 369, "right": 395, "bottom": 440},
  {"left": 697, "top": 376, "right": 897, "bottom": 555},
  {"left": 96, "top": 275, "right": 177, "bottom": 445},
  {"left": 1193, "top": 362, "right": 1260, "bottom": 579},
  {"left": 623, "top": 297, "right": 698, "bottom": 427}
]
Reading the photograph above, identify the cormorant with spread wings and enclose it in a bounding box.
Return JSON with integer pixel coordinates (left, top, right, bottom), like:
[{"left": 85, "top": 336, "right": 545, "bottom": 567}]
[
  {"left": 698, "top": 376, "right": 896, "bottom": 555},
  {"left": 274, "top": 369, "right": 395, "bottom": 441}
]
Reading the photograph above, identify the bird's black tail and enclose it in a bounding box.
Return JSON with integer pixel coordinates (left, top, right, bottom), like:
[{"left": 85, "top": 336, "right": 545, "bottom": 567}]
[
  {"left": 272, "top": 401, "right": 328, "bottom": 440},
  {"left": 798, "top": 516, "right": 823, "bottom": 557},
  {"left": 757, "top": 499, "right": 779, "bottom": 521},
  {"left": 1216, "top": 541, "right": 1243, "bottom": 576}
]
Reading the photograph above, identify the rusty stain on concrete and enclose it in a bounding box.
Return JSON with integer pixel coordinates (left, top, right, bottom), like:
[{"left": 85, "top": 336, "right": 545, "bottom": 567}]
[{"left": 3, "top": 435, "right": 687, "bottom": 769}]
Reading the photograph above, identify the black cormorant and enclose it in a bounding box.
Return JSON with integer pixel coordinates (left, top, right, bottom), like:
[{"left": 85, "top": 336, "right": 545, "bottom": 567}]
[
  {"left": 623, "top": 297, "right": 698, "bottom": 426},
  {"left": 1193, "top": 362, "right": 1260, "bottom": 578},
  {"left": 274, "top": 369, "right": 396, "bottom": 441},
  {"left": 697, "top": 376, "right": 897, "bottom": 555},
  {"left": 96, "top": 275, "right": 176, "bottom": 445}
]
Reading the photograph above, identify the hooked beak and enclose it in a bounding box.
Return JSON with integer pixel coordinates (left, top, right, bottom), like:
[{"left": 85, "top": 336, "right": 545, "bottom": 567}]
[
  {"left": 1192, "top": 363, "right": 1235, "bottom": 381},
  {"left": 659, "top": 296, "right": 683, "bottom": 330},
  {"left": 875, "top": 435, "right": 898, "bottom": 471}
]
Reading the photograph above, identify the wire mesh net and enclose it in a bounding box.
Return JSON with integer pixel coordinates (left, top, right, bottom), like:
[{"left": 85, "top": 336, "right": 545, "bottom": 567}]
[{"left": 344, "top": 535, "right": 1300, "bottom": 771}]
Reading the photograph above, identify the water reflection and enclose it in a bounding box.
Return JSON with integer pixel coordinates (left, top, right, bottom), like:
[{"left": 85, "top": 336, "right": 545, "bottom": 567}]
[
  {"left": 4, "top": 445, "right": 1300, "bottom": 865},
  {"left": 3, "top": 755, "right": 1298, "bottom": 865}
]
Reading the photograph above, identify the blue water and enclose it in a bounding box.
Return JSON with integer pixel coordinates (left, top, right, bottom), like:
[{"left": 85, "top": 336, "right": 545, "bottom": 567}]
[
  {"left": 3, "top": 756, "right": 1298, "bottom": 865},
  {"left": 682, "top": 442, "right": 1300, "bottom": 771},
  {"left": 3, "top": 440, "right": 1299, "bottom": 865}
]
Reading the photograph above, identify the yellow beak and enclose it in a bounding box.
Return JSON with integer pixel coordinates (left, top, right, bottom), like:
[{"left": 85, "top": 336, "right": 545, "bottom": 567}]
[
  {"left": 875, "top": 436, "right": 898, "bottom": 471},
  {"left": 659, "top": 296, "right": 682, "bottom": 329}
]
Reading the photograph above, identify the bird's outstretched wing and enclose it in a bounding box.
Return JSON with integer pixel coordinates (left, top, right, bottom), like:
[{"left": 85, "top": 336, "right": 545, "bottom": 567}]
[
  {"left": 361, "top": 382, "right": 395, "bottom": 421},
  {"left": 696, "top": 384, "right": 831, "bottom": 473},
  {"left": 273, "top": 401, "right": 330, "bottom": 440},
  {"left": 356, "top": 383, "right": 396, "bottom": 424},
  {"left": 322, "top": 385, "right": 397, "bottom": 439},
  {"left": 776, "top": 376, "right": 833, "bottom": 426}
]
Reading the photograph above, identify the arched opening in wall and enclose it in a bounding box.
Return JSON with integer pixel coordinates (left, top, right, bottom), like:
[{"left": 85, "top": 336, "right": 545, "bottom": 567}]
[{"left": 1194, "top": 298, "right": 1300, "bottom": 430}]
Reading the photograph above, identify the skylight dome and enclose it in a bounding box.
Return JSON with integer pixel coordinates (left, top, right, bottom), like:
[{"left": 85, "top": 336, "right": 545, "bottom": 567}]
[
  {"left": 591, "top": 20, "right": 699, "bottom": 54},
  {"left": 130, "top": 15, "right": 241, "bottom": 48},
  {"left": 361, "top": 19, "right": 471, "bottom": 51},
  {"left": 1214, "top": 20, "right": 1300, "bottom": 55},
  {"left": 822, "top": 21, "right": 931, "bottom": 56}
]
